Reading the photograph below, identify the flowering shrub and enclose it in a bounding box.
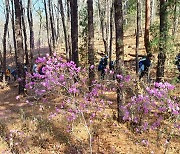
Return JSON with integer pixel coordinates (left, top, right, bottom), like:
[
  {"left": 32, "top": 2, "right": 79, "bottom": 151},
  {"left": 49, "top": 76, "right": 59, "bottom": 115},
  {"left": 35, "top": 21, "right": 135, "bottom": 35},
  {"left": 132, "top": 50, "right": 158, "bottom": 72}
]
[
  {"left": 122, "top": 81, "right": 179, "bottom": 132},
  {"left": 25, "top": 54, "right": 115, "bottom": 152}
]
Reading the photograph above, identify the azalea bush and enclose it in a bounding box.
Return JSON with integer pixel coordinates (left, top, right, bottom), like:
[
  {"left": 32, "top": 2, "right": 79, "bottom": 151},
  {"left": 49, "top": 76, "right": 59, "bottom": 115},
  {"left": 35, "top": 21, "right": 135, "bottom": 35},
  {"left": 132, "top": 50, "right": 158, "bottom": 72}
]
[
  {"left": 25, "top": 54, "right": 115, "bottom": 153},
  {"left": 24, "top": 54, "right": 179, "bottom": 153},
  {"left": 122, "top": 81, "right": 180, "bottom": 134}
]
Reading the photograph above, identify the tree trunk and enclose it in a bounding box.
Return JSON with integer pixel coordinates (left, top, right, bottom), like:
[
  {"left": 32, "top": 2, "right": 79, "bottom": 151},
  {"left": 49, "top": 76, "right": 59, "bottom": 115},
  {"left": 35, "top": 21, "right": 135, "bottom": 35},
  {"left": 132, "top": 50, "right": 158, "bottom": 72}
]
[
  {"left": 58, "top": 0, "right": 69, "bottom": 61},
  {"left": 114, "top": 0, "right": 124, "bottom": 122},
  {"left": 70, "top": 0, "right": 79, "bottom": 67},
  {"left": 87, "top": 0, "right": 95, "bottom": 91},
  {"left": 136, "top": 0, "right": 141, "bottom": 74},
  {"left": 48, "top": 0, "right": 56, "bottom": 50},
  {"left": 172, "top": 0, "right": 179, "bottom": 36},
  {"left": 151, "top": 0, "right": 156, "bottom": 25},
  {"left": 144, "top": 0, "right": 151, "bottom": 54},
  {"left": 20, "top": 0, "right": 29, "bottom": 66},
  {"left": 156, "top": 0, "right": 168, "bottom": 82},
  {"left": 44, "top": 0, "right": 52, "bottom": 56},
  {"left": 98, "top": 0, "right": 108, "bottom": 55},
  {"left": 3, "top": 0, "right": 10, "bottom": 83},
  {"left": 67, "top": 0, "right": 72, "bottom": 60},
  {"left": 11, "top": 0, "right": 17, "bottom": 66},
  {"left": 14, "top": 0, "right": 25, "bottom": 94},
  {"left": 27, "top": 0, "right": 34, "bottom": 70},
  {"left": 109, "top": 3, "right": 113, "bottom": 64}
]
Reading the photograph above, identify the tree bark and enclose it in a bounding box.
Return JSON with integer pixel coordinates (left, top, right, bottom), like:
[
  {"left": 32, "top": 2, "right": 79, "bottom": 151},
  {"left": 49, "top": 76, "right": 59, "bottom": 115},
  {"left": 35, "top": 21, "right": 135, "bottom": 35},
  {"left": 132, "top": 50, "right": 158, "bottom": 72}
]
[
  {"left": 48, "top": 0, "right": 56, "bottom": 50},
  {"left": 87, "top": 0, "right": 95, "bottom": 90},
  {"left": 114, "top": 0, "right": 124, "bottom": 122},
  {"left": 11, "top": 0, "right": 17, "bottom": 66},
  {"left": 136, "top": 0, "right": 141, "bottom": 74},
  {"left": 14, "top": 0, "right": 25, "bottom": 94},
  {"left": 44, "top": 0, "right": 52, "bottom": 56},
  {"left": 58, "top": 0, "right": 69, "bottom": 61},
  {"left": 3, "top": 0, "right": 10, "bottom": 83},
  {"left": 27, "top": 0, "right": 34, "bottom": 70},
  {"left": 70, "top": 0, "right": 79, "bottom": 67},
  {"left": 172, "top": 0, "right": 179, "bottom": 37},
  {"left": 20, "top": 0, "right": 29, "bottom": 66},
  {"left": 109, "top": 2, "right": 113, "bottom": 64},
  {"left": 144, "top": 0, "right": 151, "bottom": 54},
  {"left": 156, "top": 0, "right": 168, "bottom": 82},
  {"left": 98, "top": 0, "right": 108, "bottom": 55}
]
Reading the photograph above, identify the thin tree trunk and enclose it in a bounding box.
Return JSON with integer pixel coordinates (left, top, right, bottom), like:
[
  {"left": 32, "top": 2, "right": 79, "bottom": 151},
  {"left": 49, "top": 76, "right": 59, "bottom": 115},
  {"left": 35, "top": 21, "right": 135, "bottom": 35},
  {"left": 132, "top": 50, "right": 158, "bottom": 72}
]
[
  {"left": 136, "top": 0, "right": 140, "bottom": 74},
  {"left": 14, "top": 0, "right": 25, "bottom": 94},
  {"left": 55, "top": 3, "right": 60, "bottom": 42},
  {"left": 58, "top": 0, "right": 69, "bottom": 61},
  {"left": 114, "top": 0, "right": 124, "bottom": 122},
  {"left": 44, "top": 0, "right": 52, "bottom": 56},
  {"left": 172, "top": 0, "right": 179, "bottom": 36},
  {"left": 48, "top": 0, "right": 56, "bottom": 50},
  {"left": 144, "top": 0, "right": 151, "bottom": 54},
  {"left": 109, "top": 2, "right": 113, "bottom": 64},
  {"left": 67, "top": 0, "right": 72, "bottom": 60},
  {"left": 38, "top": 8, "right": 42, "bottom": 57},
  {"left": 151, "top": 0, "right": 156, "bottom": 25},
  {"left": 98, "top": 0, "right": 108, "bottom": 55},
  {"left": 27, "top": 0, "right": 34, "bottom": 70},
  {"left": 156, "top": 0, "right": 168, "bottom": 82},
  {"left": 70, "top": 0, "right": 79, "bottom": 66},
  {"left": 87, "top": 0, "right": 95, "bottom": 91},
  {"left": 3, "top": 0, "right": 10, "bottom": 83},
  {"left": 20, "top": 0, "right": 29, "bottom": 66},
  {"left": 11, "top": 0, "right": 17, "bottom": 66}
]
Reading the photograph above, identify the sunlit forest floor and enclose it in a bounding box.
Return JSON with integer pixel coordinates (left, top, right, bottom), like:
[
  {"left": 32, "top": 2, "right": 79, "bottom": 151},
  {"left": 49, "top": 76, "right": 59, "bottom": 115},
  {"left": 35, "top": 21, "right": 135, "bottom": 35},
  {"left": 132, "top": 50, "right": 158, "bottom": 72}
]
[{"left": 0, "top": 29, "right": 180, "bottom": 153}]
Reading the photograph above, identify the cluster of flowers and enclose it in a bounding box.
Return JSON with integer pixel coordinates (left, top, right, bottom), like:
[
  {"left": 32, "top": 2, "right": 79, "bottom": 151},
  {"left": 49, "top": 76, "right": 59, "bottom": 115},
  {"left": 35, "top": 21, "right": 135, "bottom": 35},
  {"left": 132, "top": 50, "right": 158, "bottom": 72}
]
[
  {"left": 25, "top": 54, "right": 113, "bottom": 128},
  {"left": 122, "top": 81, "right": 179, "bottom": 132}
]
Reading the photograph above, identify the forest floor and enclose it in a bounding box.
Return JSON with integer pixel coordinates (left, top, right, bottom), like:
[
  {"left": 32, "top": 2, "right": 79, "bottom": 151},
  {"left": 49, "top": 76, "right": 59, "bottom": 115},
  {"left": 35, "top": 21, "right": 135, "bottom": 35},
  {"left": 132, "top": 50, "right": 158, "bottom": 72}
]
[{"left": 0, "top": 30, "right": 180, "bottom": 154}]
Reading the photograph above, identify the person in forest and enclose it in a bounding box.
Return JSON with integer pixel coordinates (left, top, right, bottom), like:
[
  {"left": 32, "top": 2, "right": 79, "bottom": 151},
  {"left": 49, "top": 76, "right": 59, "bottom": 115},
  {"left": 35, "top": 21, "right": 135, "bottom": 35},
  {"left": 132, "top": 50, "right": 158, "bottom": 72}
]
[
  {"left": 175, "top": 53, "right": 180, "bottom": 81},
  {"left": 33, "top": 63, "right": 38, "bottom": 74},
  {"left": 98, "top": 55, "right": 108, "bottom": 80},
  {"left": 139, "top": 53, "right": 153, "bottom": 80},
  {"left": 11, "top": 68, "right": 17, "bottom": 81},
  {"left": 38, "top": 64, "right": 46, "bottom": 75},
  {"left": 6, "top": 68, "right": 11, "bottom": 81}
]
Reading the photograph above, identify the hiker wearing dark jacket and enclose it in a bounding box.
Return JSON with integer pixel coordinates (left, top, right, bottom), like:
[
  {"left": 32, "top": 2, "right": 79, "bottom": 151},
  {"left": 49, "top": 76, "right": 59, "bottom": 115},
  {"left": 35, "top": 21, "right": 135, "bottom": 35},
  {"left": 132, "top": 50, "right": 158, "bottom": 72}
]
[
  {"left": 139, "top": 53, "right": 152, "bottom": 80},
  {"left": 98, "top": 56, "right": 108, "bottom": 79}
]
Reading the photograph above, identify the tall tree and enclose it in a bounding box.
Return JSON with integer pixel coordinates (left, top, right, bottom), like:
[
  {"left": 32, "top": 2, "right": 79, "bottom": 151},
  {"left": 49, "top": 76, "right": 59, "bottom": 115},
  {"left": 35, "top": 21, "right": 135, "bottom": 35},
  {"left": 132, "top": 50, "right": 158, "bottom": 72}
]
[
  {"left": 3, "top": 0, "right": 10, "bottom": 82},
  {"left": 48, "top": 0, "right": 56, "bottom": 50},
  {"left": 172, "top": 0, "right": 179, "bottom": 36},
  {"left": 136, "top": 0, "right": 141, "bottom": 74},
  {"left": 58, "top": 0, "right": 69, "bottom": 60},
  {"left": 27, "top": 0, "right": 34, "bottom": 70},
  {"left": 109, "top": 2, "right": 113, "bottom": 64},
  {"left": 98, "top": 0, "right": 108, "bottom": 55},
  {"left": 11, "top": 0, "right": 17, "bottom": 66},
  {"left": 144, "top": 0, "right": 151, "bottom": 54},
  {"left": 14, "top": 0, "right": 25, "bottom": 94},
  {"left": 114, "top": 0, "right": 124, "bottom": 122},
  {"left": 87, "top": 0, "right": 95, "bottom": 90},
  {"left": 20, "top": 0, "right": 29, "bottom": 66},
  {"left": 156, "top": 0, "right": 168, "bottom": 82},
  {"left": 44, "top": 0, "right": 52, "bottom": 55},
  {"left": 70, "top": 0, "right": 79, "bottom": 66}
]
